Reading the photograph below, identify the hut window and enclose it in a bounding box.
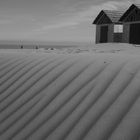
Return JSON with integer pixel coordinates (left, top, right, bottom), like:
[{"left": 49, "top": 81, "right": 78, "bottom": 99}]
[{"left": 114, "top": 25, "right": 123, "bottom": 33}]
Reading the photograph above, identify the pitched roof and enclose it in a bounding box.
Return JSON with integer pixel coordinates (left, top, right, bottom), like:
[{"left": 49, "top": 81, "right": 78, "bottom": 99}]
[
  {"left": 93, "top": 4, "right": 140, "bottom": 24},
  {"left": 103, "top": 10, "right": 124, "bottom": 23},
  {"left": 119, "top": 4, "right": 140, "bottom": 21},
  {"left": 93, "top": 10, "right": 124, "bottom": 24}
]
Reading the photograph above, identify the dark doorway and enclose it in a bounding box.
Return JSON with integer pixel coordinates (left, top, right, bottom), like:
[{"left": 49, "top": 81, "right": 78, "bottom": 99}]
[
  {"left": 130, "top": 23, "right": 140, "bottom": 44},
  {"left": 100, "top": 26, "right": 108, "bottom": 43}
]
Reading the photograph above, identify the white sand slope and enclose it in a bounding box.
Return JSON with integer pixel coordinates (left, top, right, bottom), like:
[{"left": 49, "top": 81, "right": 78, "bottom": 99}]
[{"left": 0, "top": 51, "right": 140, "bottom": 140}]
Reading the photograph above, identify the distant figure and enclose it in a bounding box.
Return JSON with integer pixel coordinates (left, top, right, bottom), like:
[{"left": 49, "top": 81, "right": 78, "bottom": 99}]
[
  {"left": 21, "top": 45, "right": 23, "bottom": 49},
  {"left": 35, "top": 46, "right": 39, "bottom": 49}
]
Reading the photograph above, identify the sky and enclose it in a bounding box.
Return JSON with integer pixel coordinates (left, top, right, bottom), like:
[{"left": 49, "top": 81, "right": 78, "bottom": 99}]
[{"left": 0, "top": 0, "right": 139, "bottom": 43}]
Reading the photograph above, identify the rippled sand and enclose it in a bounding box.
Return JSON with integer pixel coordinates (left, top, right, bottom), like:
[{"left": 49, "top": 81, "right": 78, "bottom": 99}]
[{"left": 0, "top": 47, "right": 140, "bottom": 140}]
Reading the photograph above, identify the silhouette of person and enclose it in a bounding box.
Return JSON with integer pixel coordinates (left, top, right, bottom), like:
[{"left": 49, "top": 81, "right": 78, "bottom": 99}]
[
  {"left": 21, "top": 45, "right": 23, "bottom": 49},
  {"left": 35, "top": 46, "right": 39, "bottom": 49}
]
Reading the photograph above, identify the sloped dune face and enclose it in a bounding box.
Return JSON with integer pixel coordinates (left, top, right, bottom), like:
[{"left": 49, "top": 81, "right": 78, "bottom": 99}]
[{"left": 1, "top": 52, "right": 140, "bottom": 140}]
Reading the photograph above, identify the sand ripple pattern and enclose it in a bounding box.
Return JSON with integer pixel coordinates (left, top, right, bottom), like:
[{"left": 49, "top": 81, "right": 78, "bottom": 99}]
[{"left": 0, "top": 52, "right": 140, "bottom": 140}]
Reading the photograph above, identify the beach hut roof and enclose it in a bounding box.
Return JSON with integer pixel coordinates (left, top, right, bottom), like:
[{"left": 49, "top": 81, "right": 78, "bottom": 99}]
[
  {"left": 93, "top": 10, "right": 124, "bottom": 24},
  {"left": 119, "top": 4, "right": 140, "bottom": 21}
]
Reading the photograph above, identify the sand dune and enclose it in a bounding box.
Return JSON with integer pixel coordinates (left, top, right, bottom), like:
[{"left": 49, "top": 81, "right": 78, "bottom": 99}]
[{"left": 0, "top": 51, "right": 140, "bottom": 140}]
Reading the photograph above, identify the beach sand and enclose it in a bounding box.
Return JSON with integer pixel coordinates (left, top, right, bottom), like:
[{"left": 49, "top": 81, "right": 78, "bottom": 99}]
[{"left": 0, "top": 43, "right": 140, "bottom": 140}]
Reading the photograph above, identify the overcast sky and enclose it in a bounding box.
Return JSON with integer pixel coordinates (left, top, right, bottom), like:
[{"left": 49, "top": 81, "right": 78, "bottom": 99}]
[{"left": 0, "top": 0, "right": 138, "bottom": 43}]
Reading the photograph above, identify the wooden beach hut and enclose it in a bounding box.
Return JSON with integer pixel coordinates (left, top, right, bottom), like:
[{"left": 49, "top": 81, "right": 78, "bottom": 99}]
[
  {"left": 93, "top": 10, "right": 124, "bottom": 44},
  {"left": 119, "top": 4, "right": 140, "bottom": 44},
  {"left": 93, "top": 4, "right": 140, "bottom": 44}
]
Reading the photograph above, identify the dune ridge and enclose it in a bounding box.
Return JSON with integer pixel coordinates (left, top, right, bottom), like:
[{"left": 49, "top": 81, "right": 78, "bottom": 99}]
[{"left": 0, "top": 52, "right": 140, "bottom": 140}]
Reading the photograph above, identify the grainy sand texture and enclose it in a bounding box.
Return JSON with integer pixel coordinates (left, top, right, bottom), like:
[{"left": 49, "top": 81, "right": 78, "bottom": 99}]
[{"left": 0, "top": 44, "right": 140, "bottom": 140}]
